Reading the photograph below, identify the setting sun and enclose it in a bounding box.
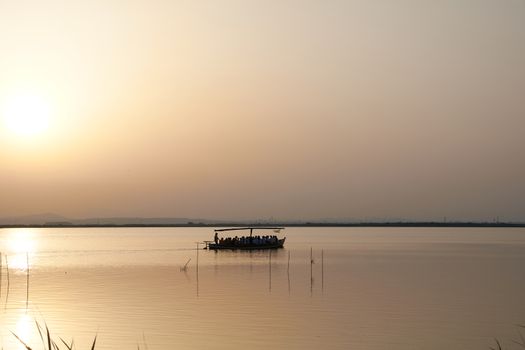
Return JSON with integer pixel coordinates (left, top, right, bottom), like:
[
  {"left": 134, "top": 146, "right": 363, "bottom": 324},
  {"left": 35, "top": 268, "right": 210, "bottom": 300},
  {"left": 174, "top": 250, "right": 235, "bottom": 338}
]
[{"left": 2, "top": 92, "right": 51, "bottom": 138}]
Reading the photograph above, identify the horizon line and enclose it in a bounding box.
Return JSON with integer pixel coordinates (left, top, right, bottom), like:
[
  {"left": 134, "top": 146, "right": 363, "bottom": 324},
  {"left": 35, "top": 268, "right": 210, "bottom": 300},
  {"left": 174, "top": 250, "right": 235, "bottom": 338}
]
[{"left": 1, "top": 221, "right": 524, "bottom": 229}]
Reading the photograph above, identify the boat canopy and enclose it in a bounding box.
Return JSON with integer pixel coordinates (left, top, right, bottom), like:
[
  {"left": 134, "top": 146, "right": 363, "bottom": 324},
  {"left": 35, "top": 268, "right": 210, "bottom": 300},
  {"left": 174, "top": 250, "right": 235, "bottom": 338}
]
[
  {"left": 214, "top": 227, "right": 284, "bottom": 232},
  {"left": 214, "top": 227, "right": 285, "bottom": 236}
]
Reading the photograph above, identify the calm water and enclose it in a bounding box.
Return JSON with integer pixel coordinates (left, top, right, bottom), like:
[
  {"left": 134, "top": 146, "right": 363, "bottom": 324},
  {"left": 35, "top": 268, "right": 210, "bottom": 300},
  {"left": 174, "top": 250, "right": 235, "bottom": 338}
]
[{"left": 0, "top": 227, "right": 524, "bottom": 349}]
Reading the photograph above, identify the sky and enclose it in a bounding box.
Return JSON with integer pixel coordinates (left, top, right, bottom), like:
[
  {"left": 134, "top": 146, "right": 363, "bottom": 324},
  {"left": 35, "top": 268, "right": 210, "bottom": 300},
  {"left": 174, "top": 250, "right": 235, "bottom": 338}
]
[{"left": 0, "top": 0, "right": 524, "bottom": 221}]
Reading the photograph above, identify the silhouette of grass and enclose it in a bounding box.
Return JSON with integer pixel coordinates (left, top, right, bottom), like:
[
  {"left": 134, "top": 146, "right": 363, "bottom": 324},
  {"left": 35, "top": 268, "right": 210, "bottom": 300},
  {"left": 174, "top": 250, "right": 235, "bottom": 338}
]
[
  {"left": 9, "top": 318, "right": 523, "bottom": 349},
  {"left": 11, "top": 320, "right": 97, "bottom": 350},
  {"left": 490, "top": 325, "right": 525, "bottom": 350}
]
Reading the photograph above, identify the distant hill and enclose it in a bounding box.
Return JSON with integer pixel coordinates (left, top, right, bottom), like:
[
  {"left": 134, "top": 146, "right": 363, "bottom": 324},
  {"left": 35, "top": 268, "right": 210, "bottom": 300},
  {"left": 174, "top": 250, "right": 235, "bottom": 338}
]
[
  {"left": 0, "top": 213, "right": 220, "bottom": 226},
  {"left": 0, "top": 213, "right": 70, "bottom": 225},
  {"left": 71, "top": 217, "right": 217, "bottom": 225}
]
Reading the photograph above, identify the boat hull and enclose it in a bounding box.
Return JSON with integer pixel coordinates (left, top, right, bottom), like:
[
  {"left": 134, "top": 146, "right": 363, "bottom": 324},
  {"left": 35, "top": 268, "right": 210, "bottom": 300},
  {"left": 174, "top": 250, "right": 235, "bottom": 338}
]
[{"left": 206, "top": 238, "right": 286, "bottom": 250}]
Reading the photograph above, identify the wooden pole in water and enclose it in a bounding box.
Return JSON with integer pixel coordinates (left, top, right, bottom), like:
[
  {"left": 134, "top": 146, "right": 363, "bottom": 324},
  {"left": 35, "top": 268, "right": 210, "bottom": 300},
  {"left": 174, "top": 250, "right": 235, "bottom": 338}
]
[
  {"left": 310, "top": 247, "right": 313, "bottom": 295},
  {"left": 321, "top": 249, "right": 324, "bottom": 292},
  {"left": 268, "top": 250, "right": 272, "bottom": 292},
  {"left": 5, "top": 256, "right": 10, "bottom": 289},
  {"left": 196, "top": 242, "right": 200, "bottom": 297},
  {"left": 196, "top": 242, "right": 199, "bottom": 268},
  {"left": 287, "top": 250, "right": 291, "bottom": 294},
  {"left": 26, "top": 252, "right": 29, "bottom": 309},
  {"left": 5, "top": 255, "right": 10, "bottom": 309}
]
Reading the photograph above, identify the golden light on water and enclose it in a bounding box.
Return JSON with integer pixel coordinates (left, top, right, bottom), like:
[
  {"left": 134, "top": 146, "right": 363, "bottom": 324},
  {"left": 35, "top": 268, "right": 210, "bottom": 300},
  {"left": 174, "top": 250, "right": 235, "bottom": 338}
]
[
  {"left": 5, "top": 230, "right": 37, "bottom": 270},
  {"left": 14, "top": 314, "right": 36, "bottom": 350}
]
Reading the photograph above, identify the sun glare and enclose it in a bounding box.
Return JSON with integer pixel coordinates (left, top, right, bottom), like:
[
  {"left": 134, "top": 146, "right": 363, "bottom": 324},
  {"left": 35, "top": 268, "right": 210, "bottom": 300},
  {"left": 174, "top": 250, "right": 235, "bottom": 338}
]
[
  {"left": 6, "top": 229, "right": 37, "bottom": 270},
  {"left": 15, "top": 313, "right": 37, "bottom": 350},
  {"left": 2, "top": 92, "right": 51, "bottom": 138}
]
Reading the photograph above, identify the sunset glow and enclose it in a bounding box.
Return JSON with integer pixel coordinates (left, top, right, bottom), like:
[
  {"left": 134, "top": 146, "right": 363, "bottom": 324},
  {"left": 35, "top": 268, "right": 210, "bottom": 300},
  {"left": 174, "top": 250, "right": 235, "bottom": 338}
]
[
  {"left": 0, "top": 2, "right": 524, "bottom": 350},
  {"left": 0, "top": 0, "right": 523, "bottom": 221}
]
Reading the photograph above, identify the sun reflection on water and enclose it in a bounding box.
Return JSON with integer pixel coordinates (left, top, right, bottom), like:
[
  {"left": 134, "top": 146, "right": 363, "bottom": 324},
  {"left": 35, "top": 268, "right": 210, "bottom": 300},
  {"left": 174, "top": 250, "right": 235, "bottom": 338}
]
[
  {"left": 14, "top": 313, "right": 37, "bottom": 350},
  {"left": 4, "top": 229, "right": 37, "bottom": 270}
]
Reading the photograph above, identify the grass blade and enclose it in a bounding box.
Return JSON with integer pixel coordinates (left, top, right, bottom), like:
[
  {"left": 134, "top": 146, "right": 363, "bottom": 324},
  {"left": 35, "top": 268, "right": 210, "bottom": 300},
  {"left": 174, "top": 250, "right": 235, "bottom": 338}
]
[
  {"left": 90, "top": 334, "right": 98, "bottom": 350},
  {"left": 46, "top": 324, "right": 52, "bottom": 350},
  {"left": 60, "top": 337, "right": 74, "bottom": 350},
  {"left": 512, "top": 327, "right": 525, "bottom": 349},
  {"left": 512, "top": 339, "right": 525, "bottom": 348},
  {"left": 143, "top": 332, "right": 149, "bottom": 350},
  {"left": 10, "top": 331, "right": 33, "bottom": 350},
  {"left": 35, "top": 320, "right": 45, "bottom": 345},
  {"left": 491, "top": 338, "right": 502, "bottom": 350}
]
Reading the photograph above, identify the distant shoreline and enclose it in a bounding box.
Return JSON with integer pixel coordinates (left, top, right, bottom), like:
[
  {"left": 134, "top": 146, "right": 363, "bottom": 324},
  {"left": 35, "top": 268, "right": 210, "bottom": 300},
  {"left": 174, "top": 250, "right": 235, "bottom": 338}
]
[{"left": 1, "top": 222, "right": 524, "bottom": 228}]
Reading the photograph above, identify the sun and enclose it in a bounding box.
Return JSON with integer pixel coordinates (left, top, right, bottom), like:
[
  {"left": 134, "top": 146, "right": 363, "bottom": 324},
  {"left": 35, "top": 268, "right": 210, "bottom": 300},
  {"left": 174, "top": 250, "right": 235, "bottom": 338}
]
[{"left": 2, "top": 92, "right": 51, "bottom": 138}]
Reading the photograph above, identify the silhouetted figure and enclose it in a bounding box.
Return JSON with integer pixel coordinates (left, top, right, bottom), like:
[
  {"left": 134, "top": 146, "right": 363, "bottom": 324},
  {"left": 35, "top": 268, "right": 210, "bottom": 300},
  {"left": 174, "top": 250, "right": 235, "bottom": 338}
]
[{"left": 214, "top": 232, "right": 218, "bottom": 244}]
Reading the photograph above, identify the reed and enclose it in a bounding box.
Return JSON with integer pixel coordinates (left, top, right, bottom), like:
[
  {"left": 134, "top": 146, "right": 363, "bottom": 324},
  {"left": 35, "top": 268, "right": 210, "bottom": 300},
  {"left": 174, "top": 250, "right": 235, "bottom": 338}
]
[
  {"left": 7, "top": 317, "right": 525, "bottom": 349},
  {"left": 511, "top": 324, "right": 525, "bottom": 348},
  {"left": 12, "top": 320, "right": 97, "bottom": 350},
  {"left": 180, "top": 258, "right": 191, "bottom": 271},
  {"left": 490, "top": 324, "right": 525, "bottom": 350}
]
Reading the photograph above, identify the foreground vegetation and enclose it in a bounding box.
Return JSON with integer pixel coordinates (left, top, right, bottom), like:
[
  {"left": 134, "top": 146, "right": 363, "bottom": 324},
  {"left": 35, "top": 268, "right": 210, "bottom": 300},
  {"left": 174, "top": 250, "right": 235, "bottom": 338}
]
[
  {"left": 11, "top": 321, "right": 96, "bottom": 350},
  {"left": 8, "top": 321, "right": 525, "bottom": 349},
  {"left": 490, "top": 325, "right": 525, "bottom": 350}
]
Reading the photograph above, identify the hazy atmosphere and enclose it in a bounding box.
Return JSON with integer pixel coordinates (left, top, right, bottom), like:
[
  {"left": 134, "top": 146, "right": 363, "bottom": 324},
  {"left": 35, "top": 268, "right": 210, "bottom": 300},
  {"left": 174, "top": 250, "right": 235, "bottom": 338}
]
[{"left": 1, "top": 0, "right": 524, "bottom": 221}]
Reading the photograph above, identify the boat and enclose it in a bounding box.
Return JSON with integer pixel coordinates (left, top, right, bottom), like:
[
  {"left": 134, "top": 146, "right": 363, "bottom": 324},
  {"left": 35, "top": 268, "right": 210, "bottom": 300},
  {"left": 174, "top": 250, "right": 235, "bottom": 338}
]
[{"left": 204, "top": 227, "right": 286, "bottom": 250}]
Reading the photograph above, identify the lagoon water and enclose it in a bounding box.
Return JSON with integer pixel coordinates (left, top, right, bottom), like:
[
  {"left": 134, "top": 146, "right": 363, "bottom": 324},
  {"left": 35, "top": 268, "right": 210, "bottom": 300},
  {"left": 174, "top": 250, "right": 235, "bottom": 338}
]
[{"left": 0, "top": 227, "right": 524, "bottom": 349}]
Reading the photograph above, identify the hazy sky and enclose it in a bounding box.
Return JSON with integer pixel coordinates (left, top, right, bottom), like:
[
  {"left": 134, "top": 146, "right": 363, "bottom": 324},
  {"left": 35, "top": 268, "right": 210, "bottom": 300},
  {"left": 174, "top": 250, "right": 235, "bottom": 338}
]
[{"left": 1, "top": 0, "right": 524, "bottom": 221}]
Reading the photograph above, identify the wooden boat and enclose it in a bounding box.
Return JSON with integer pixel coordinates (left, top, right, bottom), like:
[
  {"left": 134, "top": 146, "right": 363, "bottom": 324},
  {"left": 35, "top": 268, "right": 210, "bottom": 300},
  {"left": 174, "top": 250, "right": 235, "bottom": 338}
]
[{"left": 204, "top": 227, "right": 286, "bottom": 250}]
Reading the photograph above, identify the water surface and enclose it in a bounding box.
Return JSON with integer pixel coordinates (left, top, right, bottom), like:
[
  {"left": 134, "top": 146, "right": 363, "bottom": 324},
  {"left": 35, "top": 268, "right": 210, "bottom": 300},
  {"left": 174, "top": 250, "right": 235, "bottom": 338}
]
[{"left": 0, "top": 227, "right": 524, "bottom": 349}]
